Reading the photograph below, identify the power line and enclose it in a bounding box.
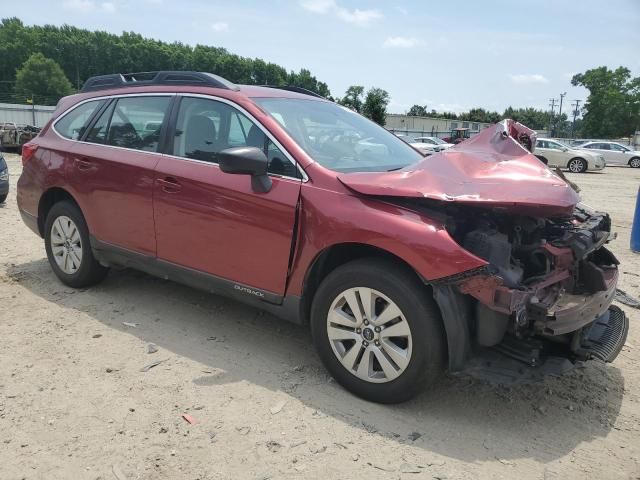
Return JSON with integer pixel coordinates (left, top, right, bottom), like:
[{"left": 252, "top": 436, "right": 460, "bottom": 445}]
[
  {"left": 548, "top": 98, "right": 558, "bottom": 135},
  {"left": 570, "top": 99, "right": 582, "bottom": 139}
]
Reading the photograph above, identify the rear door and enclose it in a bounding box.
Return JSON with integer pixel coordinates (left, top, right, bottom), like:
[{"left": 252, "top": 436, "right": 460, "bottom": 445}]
[
  {"left": 153, "top": 95, "right": 302, "bottom": 296},
  {"left": 69, "top": 94, "right": 173, "bottom": 255},
  {"left": 584, "top": 143, "right": 615, "bottom": 164}
]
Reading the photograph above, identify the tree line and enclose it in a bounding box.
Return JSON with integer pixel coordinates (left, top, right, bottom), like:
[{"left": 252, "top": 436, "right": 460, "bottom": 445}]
[{"left": 0, "top": 17, "right": 330, "bottom": 104}]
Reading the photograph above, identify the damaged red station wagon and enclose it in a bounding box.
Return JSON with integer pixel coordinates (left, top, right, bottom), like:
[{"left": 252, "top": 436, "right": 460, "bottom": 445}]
[{"left": 18, "top": 71, "right": 629, "bottom": 403}]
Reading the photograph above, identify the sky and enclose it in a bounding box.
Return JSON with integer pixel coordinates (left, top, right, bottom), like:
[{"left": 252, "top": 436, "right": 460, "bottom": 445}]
[{"left": 5, "top": 0, "right": 640, "bottom": 114}]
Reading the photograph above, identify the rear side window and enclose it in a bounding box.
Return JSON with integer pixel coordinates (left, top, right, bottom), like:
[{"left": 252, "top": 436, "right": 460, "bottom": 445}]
[
  {"left": 55, "top": 100, "right": 104, "bottom": 140},
  {"left": 86, "top": 96, "right": 171, "bottom": 152}
]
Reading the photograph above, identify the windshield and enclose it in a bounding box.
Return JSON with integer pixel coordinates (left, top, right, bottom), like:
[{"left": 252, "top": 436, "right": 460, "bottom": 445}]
[
  {"left": 430, "top": 137, "right": 447, "bottom": 145},
  {"left": 254, "top": 98, "right": 423, "bottom": 172},
  {"left": 553, "top": 140, "right": 572, "bottom": 149}
]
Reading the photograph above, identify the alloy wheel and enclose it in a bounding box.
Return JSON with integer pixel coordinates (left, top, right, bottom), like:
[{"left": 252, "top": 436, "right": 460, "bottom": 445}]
[
  {"left": 326, "top": 287, "right": 412, "bottom": 383},
  {"left": 569, "top": 158, "right": 585, "bottom": 173},
  {"left": 630, "top": 158, "right": 640, "bottom": 168},
  {"left": 50, "top": 215, "right": 83, "bottom": 274}
]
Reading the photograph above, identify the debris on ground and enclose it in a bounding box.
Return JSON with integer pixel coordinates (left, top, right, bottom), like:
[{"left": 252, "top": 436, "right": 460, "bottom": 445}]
[
  {"left": 92, "top": 334, "right": 102, "bottom": 338},
  {"left": 266, "top": 440, "right": 282, "bottom": 453},
  {"left": 408, "top": 432, "right": 421, "bottom": 441},
  {"left": 122, "top": 322, "right": 138, "bottom": 328},
  {"left": 269, "top": 400, "right": 287, "bottom": 415},
  {"left": 147, "top": 343, "right": 158, "bottom": 354},
  {"left": 615, "top": 289, "right": 640, "bottom": 309},
  {"left": 139, "top": 359, "right": 167, "bottom": 372},
  {"left": 182, "top": 413, "right": 198, "bottom": 425}
]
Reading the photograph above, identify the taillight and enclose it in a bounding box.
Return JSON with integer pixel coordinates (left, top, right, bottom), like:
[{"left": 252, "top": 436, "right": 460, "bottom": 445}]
[{"left": 21, "top": 143, "right": 39, "bottom": 165}]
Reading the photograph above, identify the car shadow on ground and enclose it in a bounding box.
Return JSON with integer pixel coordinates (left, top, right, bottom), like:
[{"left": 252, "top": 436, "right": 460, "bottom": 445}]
[{"left": 7, "top": 258, "right": 625, "bottom": 463}]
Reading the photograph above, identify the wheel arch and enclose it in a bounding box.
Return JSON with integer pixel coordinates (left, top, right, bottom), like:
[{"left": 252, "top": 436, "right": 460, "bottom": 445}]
[
  {"left": 300, "top": 242, "right": 459, "bottom": 368},
  {"left": 37, "top": 187, "right": 82, "bottom": 236}
]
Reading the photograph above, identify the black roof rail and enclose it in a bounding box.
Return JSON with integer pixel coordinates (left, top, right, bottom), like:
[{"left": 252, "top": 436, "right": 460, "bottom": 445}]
[
  {"left": 260, "top": 85, "right": 326, "bottom": 99},
  {"left": 80, "top": 71, "right": 239, "bottom": 93}
]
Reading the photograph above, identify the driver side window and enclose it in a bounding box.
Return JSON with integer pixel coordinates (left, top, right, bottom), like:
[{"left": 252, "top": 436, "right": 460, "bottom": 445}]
[{"left": 172, "top": 97, "right": 300, "bottom": 178}]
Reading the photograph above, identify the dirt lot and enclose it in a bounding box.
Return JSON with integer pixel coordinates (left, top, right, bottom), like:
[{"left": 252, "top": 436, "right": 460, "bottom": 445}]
[{"left": 0, "top": 151, "right": 639, "bottom": 480}]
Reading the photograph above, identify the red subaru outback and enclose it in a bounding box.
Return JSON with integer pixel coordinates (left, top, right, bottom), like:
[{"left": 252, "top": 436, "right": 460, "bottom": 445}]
[{"left": 18, "top": 71, "right": 628, "bottom": 403}]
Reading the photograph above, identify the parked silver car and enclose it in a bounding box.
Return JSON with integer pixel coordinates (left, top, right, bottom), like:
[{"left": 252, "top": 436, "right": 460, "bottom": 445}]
[
  {"left": 535, "top": 138, "right": 605, "bottom": 173},
  {"left": 580, "top": 141, "right": 640, "bottom": 168}
]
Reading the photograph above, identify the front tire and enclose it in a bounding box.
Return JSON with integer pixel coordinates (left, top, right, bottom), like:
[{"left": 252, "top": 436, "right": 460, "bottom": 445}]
[
  {"left": 629, "top": 157, "right": 640, "bottom": 168},
  {"left": 568, "top": 157, "right": 587, "bottom": 173},
  {"left": 0, "top": 194, "right": 6, "bottom": 204},
  {"left": 44, "top": 201, "right": 108, "bottom": 288},
  {"left": 310, "top": 258, "right": 445, "bottom": 403}
]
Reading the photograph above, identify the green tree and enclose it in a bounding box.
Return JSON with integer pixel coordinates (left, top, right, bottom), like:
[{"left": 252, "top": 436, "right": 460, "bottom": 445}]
[
  {"left": 362, "top": 87, "right": 390, "bottom": 126},
  {"left": 502, "top": 107, "right": 550, "bottom": 130},
  {"left": 14, "top": 52, "right": 72, "bottom": 102},
  {"left": 0, "top": 17, "right": 332, "bottom": 104},
  {"left": 407, "top": 104, "right": 428, "bottom": 116},
  {"left": 571, "top": 66, "right": 639, "bottom": 138},
  {"left": 340, "top": 85, "right": 365, "bottom": 113}
]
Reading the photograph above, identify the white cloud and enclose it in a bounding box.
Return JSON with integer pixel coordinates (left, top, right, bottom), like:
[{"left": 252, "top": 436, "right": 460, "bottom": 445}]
[
  {"left": 383, "top": 36, "right": 422, "bottom": 48},
  {"left": 63, "top": 0, "right": 94, "bottom": 12},
  {"left": 62, "top": 0, "right": 115, "bottom": 13},
  {"left": 300, "top": 1, "right": 382, "bottom": 26},
  {"left": 509, "top": 73, "right": 549, "bottom": 85},
  {"left": 211, "top": 21, "right": 229, "bottom": 32},
  {"left": 335, "top": 7, "right": 382, "bottom": 25},
  {"left": 300, "top": 0, "right": 335, "bottom": 14}
]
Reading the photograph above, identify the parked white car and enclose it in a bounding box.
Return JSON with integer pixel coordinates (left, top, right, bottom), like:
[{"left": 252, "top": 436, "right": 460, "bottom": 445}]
[
  {"left": 579, "top": 141, "right": 640, "bottom": 168},
  {"left": 412, "top": 136, "right": 455, "bottom": 150},
  {"left": 535, "top": 138, "right": 605, "bottom": 173},
  {"left": 409, "top": 141, "right": 439, "bottom": 155}
]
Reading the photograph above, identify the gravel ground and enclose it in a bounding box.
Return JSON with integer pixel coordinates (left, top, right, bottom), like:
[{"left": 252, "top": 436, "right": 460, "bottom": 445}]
[{"left": 0, "top": 151, "right": 639, "bottom": 480}]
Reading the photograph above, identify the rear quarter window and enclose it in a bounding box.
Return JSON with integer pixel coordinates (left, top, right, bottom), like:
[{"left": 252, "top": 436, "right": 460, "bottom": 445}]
[{"left": 55, "top": 100, "right": 105, "bottom": 140}]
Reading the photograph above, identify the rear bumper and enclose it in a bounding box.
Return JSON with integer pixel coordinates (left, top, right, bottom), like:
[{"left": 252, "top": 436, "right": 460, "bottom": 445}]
[{"left": 19, "top": 208, "right": 40, "bottom": 236}]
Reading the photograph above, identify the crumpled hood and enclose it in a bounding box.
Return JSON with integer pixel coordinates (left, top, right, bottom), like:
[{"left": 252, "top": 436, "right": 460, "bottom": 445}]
[{"left": 338, "top": 120, "right": 581, "bottom": 216}]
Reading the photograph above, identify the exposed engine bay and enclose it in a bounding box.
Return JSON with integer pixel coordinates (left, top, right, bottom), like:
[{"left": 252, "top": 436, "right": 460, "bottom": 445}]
[{"left": 423, "top": 201, "right": 628, "bottom": 374}]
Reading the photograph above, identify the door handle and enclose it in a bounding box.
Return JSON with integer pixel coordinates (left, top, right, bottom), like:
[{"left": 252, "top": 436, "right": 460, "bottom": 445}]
[
  {"left": 74, "top": 157, "right": 94, "bottom": 171},
  {"left": 157, "top": 177, "right": 182, "bottom": 193}
]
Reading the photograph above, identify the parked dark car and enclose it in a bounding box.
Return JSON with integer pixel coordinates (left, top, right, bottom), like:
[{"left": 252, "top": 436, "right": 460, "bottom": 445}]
[
  {"left": 0, "top": 152, "right": 8, "bottom": 203},
  {"left": 16, "top": 71, "right": 629, "bottom": 403}
]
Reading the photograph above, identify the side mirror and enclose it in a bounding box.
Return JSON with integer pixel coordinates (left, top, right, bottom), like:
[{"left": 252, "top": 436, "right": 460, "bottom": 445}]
[{"left": 218, "top": 146, "right": 272, "bottom": 193}]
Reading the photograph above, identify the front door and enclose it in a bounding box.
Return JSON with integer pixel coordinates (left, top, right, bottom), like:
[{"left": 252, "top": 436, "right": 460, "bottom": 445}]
[{"left": 153, "top": 96, "right": 302, "bottom": 296}]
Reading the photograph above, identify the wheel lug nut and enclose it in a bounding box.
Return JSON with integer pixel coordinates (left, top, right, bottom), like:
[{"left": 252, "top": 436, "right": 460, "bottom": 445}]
[
  {"left": 356, "top": 328, "right": 361, "bottom": 333},
  {"left": 374, "top": 340, "right": 380, "bottom": 346},
  {"left": 374, "top": 326, "right": 381, "bottom": 332},
  {"left": 363, "top": 340, "right": 369, "bottom": 347},
  {"left": 364, "top": 320, "right": 369, "bottom": 326}
]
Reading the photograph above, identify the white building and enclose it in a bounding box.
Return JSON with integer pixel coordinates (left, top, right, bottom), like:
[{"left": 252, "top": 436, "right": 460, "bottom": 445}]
[{"left": 385, "top": 113, "right": 492, "bottom": 140}]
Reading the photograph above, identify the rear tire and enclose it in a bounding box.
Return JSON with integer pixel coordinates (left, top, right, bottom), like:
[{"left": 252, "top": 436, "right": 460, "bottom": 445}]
[
  {"left": 0, "top": 194, "right": 6, "bottom": 204},
  {"left": 44, "top": 201, "right": 108, "bottom": 288},
  {"left": 568, "top": 157, "right": 587, "bottom": 173},
  {"left": 629, "top": 157, "right": 640, "bottom": 168},
  {"left": 310, "top": 258, "right": 445, "bottom": 403}
]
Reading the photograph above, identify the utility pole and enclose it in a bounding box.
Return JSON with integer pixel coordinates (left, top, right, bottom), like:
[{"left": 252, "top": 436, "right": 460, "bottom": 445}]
[
  {"left": 557, "top": 92, "right": 566, "bottom": 137},
  {"left": 570, "top": 99, "right": 581, "bottom": 139},
  {"left": 549, "top": 98, "right": 558, "bottom": 136}
]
